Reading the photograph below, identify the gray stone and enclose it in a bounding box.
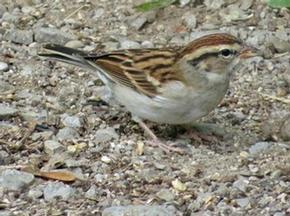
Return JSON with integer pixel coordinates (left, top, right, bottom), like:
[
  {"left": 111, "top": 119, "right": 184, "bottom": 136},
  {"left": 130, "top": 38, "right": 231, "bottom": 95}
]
[
  {"left": 4, "top": 29, "right": 33, "bottom": 45},
  {"left": 233, "top": 177, "right": 249, "bottom": 193},
  {"left": 20, "top": 65, "right": 33, "bottom": 76},
  {"left": 141, "top": 41, "right": 154, "bottom": 48},
  {"left": 0, "top": 150, "right": 9, "bottom": 165},
  {"left": 28, "top": 187, "right": 43, "bottom": 199},
  {"left": 43, "top": 181, "right": 74, "bottom": 201},
  {"left": 271, "top": 36, "right": 290, "bottom": 53},
  {"left": 220, "top": 4, "right": 249, "bottom": 22},
  {"left": 249, "top": 142, "right": 272, "bottom": 155},
  {"left": 0, "top": 80, "right": 12, "bottom": 92},
  {"left": 0, "top": 5, "right": 7, "bottom": 18},
  {"left": 274, "top": 212, "right": 285, "bottom": 216},
  {"left": 280, "top": 115, "right": 290, "bottom": 141},
  {"left": 65, "top": 40, "right": 84, "bottom": 49},
  {"left": 21, "top": 6, "right": 34, "bottom": 14},
  {"left": 93, "top": 8, "right": 105, "bottom": 20},
  {"left": 83, "top": 44, "right": 98, "bottom": 52},
  {"left": 56, "top": 127, "right": 79, "bottom": 141},
  {"left": 61, "top": 114, "right": 82, "bottom": 128},
  {"left": 94, "top": 173, "right": 105, "bottom": 183},
  {"left": 102, "top": 42, "right": 119, "bottom": 51},
  {"left": 156, "top": 189, "right": 175, "bottom": 202},
  {"left": 142, "top": 11, "right": 157, "bottom": 24},
  {"left": 170, "top": 35, "right": 186, "bottom": 46},
  {"left": 235, "top": 197, "right": 250, "bottom": 207},
  {"left": 44, "top": 140, "right": 64, "bottom": 155},
  {"left": 1, "top": 12, "right": 18, "bottom": 23},
  {"left": 34, "top": 27, "right": 76, "bottom": 45},
  {"left": 0, "top": 169, "right": 34, "bottom": 191},
  {"left": 120, "top": 40, "right": 141, "bottom": 49},
  {"left": 0, "top": 104, "right": 18, "bottom": 120},
  {"left": 20, "top": 110, "right": 47, "bottom": 122},
  {"left": 271, "top": 169, "right": 282, "bottom": 178},
  {"left": 239, "top": 0, "right": 253, "bottom": 10},
  {"left": 102, "top": 205, "right": 177, "bottom": 216},
  {"left": 85, "top": 185, "right": 98, "bottom": 200},
  {"left": 0, "top": 62, "right": 8, "bottom": 72},
  {"left": 204, "top": 0, "right": 224, "bottom": 9},
  {"left": 130, "top": 16, "right": 147, "bottom": 30},
  {"left": 180, "top": 0, "right": 192, "bottom": 7},
  {"left": 95, "top": 127, "right": 119, "bottom": 143},
  {"left": 183, "top": 13, "right": 197, "bottom": 30},
  {"left": 0, "top": 211, "right": 11, "bottom": 216}
]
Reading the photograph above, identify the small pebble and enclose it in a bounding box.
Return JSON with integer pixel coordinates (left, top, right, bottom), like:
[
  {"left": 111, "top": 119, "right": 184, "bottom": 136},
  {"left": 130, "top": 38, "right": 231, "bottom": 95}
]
[
  {"left": 233, "top": 177, "right": 249, "bottom": 193},
  {"left": 85, "top": 185, "right": 98, "bottom": 200},
  {"left": 271, "top": 36, "right": 290, "bottom": 53},
  {"left": 172, "top": 179, "right": 187, "bottom": 192},
  {"left": 249, "top": 142, "right": 272, "bottom": 155},
  {"left": 28, "top": 187, "right": 43, "bottom": 199},
  {"left": 94, "top": 127, "right": 119, "bottom": 143},
  {"left": 65, "top": 40, "right": 84, "bottom": 49},
  {"left": 61, "top": 114, "right": 82, "bottom": 128},
  {"left": 101, "top": 155, "right": 111, "bottom": 164},
  {"left": 92, "top": 8, "right": 105, "bottom": 20},
  {"left": 56, "top": 127, "right": 79, "bottom": 141},
  {"left": 280, "top": 115, "right": 290, "bottom": 141},
  {"left": 4, "top": 29, "right": 33, "bottom": 45},
  {"left": 183, "top": 13, "right": 197, "bottom": 30},
  {"left": 43, "top": 182, "right": 74, "bottom": 201},
  {"left": 102, "top": 205, "right": 177, "bottom": 216},
  {"left": 34, "top": 27, "right": 76, "bottom": 44},
  {"left": 120, "top": 40, "right": 141, "bottom": 49},
  {"left": 130, "top": 16, "right": 147, "bottom": 30},
  {"left": 0, "top": 104, "right": 18, "bottom": 120},
  {"left": 179, "top": 0, "right": 191, "bottom": 7},
  {"left": 0, "top": 62, "right": 8, "bottom": 72},
  {"left": 156, "top": 189, "right": 175, "bottom": 202},
  {"left": 44, "top": 140, "right": 64, "bottom": 155},
  {"left": 235, "top": 197, "right": 250, "bottom": 207},
  {"left": 0, "top": 169, "right": 34, "bottom": 191},
  {"left": 141, "top": 40, "right": 154, "bottom": 48},
  {"left": 0, "top": 4, "right": 7, "bottom": 18},
  {"left": 271, "top": 169, "right": 282, "bottom": 178}
]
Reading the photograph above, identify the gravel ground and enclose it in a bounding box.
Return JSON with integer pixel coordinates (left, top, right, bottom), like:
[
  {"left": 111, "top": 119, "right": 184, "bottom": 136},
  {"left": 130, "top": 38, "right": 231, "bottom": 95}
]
[{"left": 1, "top": 0, "right": 290, "bottom": 215}]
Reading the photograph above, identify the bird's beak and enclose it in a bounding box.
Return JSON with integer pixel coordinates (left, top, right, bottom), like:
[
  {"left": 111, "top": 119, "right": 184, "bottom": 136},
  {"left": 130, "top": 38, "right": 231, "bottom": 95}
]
[{"left": 239, "top": 46, "right": 259, "bottom": 59}]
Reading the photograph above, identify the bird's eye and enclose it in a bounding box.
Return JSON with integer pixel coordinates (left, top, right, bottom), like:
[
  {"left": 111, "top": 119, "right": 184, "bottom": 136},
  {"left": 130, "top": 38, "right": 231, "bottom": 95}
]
[{"left": 219, "top": 49, "right": 236, "bottom": 58}]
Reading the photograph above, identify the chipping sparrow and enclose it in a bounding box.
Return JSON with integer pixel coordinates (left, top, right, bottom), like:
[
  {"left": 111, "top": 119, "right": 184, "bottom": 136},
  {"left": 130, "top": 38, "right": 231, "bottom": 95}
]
[{"left": 39, "top": 33, "right": 257, "bottom": 153}]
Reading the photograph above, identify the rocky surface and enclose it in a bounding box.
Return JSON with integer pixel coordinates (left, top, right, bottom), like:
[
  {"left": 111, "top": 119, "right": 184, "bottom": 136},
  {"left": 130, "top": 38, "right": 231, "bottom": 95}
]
[{"left": 0, "top": 0, "right": 290, "bottom": 215}]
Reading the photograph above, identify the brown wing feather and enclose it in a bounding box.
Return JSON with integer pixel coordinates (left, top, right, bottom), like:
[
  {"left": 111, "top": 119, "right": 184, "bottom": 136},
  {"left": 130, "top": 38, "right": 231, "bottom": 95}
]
[{"left": 85, "top": 49, "right": 182, "bottom": 97}]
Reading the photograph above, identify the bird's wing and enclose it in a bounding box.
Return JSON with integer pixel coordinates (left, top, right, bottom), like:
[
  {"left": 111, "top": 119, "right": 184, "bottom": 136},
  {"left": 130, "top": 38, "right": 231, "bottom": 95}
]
[
  {"left": 85, "top": 48, "right": 183, "bottom": 97},
  {"left": 40, "top": 44, "right": 184, "bottom": 98}
]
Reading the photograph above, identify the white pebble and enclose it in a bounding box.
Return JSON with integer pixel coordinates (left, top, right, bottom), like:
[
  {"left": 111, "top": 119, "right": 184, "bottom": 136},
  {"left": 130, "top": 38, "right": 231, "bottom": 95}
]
[
  {"left": 0, "top": 62, "right": 8, "bottom": 72},
  {"left": 101, "top": 155, "right": 111, "bottom": 164}
]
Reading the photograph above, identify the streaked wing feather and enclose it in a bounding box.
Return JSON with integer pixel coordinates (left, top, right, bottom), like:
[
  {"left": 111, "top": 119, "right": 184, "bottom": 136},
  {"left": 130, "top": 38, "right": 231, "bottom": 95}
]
[{"left": 84, "top": 49, "right": 181, "bottom": 97}]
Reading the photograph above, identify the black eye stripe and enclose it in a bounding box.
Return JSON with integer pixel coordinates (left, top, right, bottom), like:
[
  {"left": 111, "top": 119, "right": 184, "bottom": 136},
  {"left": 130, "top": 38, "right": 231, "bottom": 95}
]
[
  {"left": 188, "top": 49, "right": 237, "bottom": 66},
  {"left": 188, "top": 52, "right": 218, "bottom": 66}
]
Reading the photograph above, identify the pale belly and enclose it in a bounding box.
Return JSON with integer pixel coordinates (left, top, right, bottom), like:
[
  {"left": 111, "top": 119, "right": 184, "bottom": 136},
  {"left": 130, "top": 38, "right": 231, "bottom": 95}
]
[{"left": 112, "top": 81, "right": 229, "bottom": 125}]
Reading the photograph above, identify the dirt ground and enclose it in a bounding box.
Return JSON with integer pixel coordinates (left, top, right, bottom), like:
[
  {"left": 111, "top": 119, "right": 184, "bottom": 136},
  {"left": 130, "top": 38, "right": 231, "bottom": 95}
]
[{"left": 0, "top": 0, "right": 290, "bottom": 215}]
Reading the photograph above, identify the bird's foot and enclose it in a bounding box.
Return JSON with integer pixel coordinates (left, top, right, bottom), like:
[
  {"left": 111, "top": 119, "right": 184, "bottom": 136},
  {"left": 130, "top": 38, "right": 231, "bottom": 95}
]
[
  {"left": 187, "top": 130, "right": 218, "bottom": 144},
  {"left": 133, "top": 116, "right": 185, "bottom": 154},
  {"left": 182, "top": 123, "right": 224, "bottom": 144},
  {"left": 146, "top": 139, "right": 185, "bottom": 154}
]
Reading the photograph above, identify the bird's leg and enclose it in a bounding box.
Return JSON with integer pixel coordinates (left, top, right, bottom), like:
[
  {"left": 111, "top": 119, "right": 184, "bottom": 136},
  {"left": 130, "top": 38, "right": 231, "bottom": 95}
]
[{"left": 132, "top": 116, "right": 185, "bottom": 154}]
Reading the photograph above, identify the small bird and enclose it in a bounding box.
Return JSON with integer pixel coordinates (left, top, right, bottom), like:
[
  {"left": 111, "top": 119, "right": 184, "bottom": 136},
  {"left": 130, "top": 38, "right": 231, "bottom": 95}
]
[{"left": 39, "top": 33, "right": 257, "bottom": 153}]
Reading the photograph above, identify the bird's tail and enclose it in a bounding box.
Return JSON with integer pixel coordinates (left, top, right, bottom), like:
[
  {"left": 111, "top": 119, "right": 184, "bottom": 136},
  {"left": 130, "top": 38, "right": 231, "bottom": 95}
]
[{"left": 39, "top": 44, "right": 95, "bottom": 69}]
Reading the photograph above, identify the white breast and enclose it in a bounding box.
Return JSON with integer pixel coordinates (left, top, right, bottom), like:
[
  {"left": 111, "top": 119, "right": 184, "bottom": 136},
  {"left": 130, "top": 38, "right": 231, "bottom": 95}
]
[{"left": 112, "top": 76, "right": 229, "bottom": 125}]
